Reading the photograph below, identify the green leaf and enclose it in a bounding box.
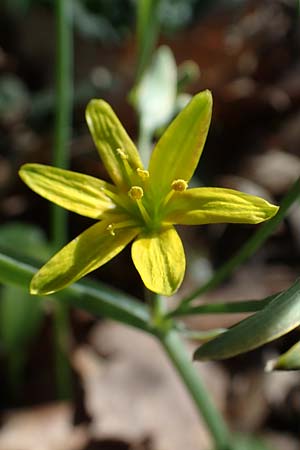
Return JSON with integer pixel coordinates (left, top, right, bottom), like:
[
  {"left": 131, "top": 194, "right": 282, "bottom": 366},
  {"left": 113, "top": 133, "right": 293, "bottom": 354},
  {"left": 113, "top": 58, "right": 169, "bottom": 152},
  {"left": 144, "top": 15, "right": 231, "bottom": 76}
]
[
  {"left": 30, "top": 221, "right": 139, "bottom": 295},
  {"left": 265, "top": 340, "right": 300, "bottom": 371},
  {"left": 19, "top": 164, "right": 115, "bottom": 219},
  {"left": 168, "top": 294, "right": 276, "bottom": 318},
  {"left": 149, "top": 90, "right": 212, "bottom": 202},
  {"left": 0, "top": 250, "right": 151, "bottom": 332},
  {"left": 86, "top": 99, "right": 144, "bottom": 189},
  {"left": 165, "top": 187, "right": 279, "bottom": 225},
  {"left": 136, "top": 0, "right": 161, "bottom": 81},
  {"left": 194, "top": 279, "right": 300, "bottom": 361},
  {"left": 132, "top": 226, "right": 185, "bottom": 296}
]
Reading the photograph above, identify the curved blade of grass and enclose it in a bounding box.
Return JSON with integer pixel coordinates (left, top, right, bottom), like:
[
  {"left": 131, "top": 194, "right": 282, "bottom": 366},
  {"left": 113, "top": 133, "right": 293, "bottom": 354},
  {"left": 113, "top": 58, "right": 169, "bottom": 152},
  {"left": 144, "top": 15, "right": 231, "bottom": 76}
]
[
  {"left": 136, "top": 0, "right": 161, "bottom": 82},
  {"left": 0, "top": 251, "right": 151, "bottom": 333},
  {"left": 265, "top": 340, "right": 300, "bottom": 371},
  {"left": 194, "top": 279, "right": 300, "bottom": 361},
  {"left": 168, "top": 294, "right": 277, "bottom": 318}
]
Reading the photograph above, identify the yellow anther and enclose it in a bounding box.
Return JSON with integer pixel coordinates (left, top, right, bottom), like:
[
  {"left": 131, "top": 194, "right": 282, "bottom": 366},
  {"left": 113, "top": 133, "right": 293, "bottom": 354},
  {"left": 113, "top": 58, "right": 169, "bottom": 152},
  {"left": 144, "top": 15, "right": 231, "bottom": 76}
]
[
  {"left": 136, "top": 168, "right": 149, "bottom": 180},
  {"left": 171, "top": 179, "right": 188, "bottom": 192},
  {"left": 128, "top": 186, "right": 144, "bottom": 200},
  {"left": 116, "top": 148, "right": 128, "bottom": 160},
  {"left": 106, "top": 224, "right": 116, "bottom": 236}
]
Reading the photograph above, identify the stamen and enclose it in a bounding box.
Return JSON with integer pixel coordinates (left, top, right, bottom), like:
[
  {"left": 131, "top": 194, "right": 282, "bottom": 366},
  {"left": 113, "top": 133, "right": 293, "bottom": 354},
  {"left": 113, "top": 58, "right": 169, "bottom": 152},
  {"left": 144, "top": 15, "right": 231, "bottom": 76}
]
[
  {"left": 128, "top": 186, "right": 151, "bottom": 225},
  {"left": 171, "top": 179, "right": 188, "bottom": 192},
  {"left": 128, "top": 186, "right": 144, "bottom": 200},
  {"left": 162, "top": 179, "right": 188, "bottom": 209},
  {"left": 136, "top": 168, "right": 149, "bottom": 180}
]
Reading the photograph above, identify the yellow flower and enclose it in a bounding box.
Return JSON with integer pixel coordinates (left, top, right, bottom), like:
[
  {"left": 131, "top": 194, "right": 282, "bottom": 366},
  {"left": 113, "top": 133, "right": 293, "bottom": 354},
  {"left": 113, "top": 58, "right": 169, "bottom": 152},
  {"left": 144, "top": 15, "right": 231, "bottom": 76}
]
[{"left": 19, "top": 91, "right": 278, "bottom": 296}]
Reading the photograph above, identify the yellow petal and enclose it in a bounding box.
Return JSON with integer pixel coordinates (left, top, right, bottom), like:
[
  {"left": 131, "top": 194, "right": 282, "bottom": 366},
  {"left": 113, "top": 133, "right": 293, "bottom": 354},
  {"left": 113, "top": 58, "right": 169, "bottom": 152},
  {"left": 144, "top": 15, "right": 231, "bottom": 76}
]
[
  {"left": 149, "top": 90, "right": 212, "bottom": 202},
  {"left": 164, "top": 187, "right": 279, "bottom": 225},
  {"left": 86, "top": 99, "right": 144, "bottom": 189},
  {"left": 19, "top": 164, "right": 116, "bottom": 219},
  {"left": 30, "top": 221, "right": 139, "bottom": 295},
  {"left": 131, "top": 226, "right": 185, "bottom": 296}
]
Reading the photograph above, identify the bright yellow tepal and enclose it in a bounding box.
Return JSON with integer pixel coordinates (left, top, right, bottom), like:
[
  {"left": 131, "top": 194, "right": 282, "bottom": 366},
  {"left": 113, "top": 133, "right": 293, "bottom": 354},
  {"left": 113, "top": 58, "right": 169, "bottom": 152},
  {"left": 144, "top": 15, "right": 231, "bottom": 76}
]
[{"left": 19, "top": 90, "right": 279, "bottom": 296}]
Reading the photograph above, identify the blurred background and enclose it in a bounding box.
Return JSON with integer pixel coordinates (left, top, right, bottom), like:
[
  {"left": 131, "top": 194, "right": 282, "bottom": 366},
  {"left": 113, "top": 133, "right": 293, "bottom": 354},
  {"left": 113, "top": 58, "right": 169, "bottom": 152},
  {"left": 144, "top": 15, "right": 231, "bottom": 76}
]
[{"left": 0, "top": 0, "right": 300, "bottom": 449}]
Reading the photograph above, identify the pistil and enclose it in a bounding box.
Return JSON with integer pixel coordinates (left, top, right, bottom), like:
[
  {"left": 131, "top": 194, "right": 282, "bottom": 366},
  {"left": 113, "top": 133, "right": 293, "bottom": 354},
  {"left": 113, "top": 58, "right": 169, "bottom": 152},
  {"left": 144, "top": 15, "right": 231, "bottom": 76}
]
[{"left": 106, "top": 219, "right": 138, "bottom": 236}]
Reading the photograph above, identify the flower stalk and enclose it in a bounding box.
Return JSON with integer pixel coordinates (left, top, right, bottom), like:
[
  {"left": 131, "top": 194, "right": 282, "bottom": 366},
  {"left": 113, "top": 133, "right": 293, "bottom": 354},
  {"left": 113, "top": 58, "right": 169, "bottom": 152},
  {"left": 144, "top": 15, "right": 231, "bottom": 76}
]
[
  {"left": 52, "top": 0, "right": 73, "bottom": 399},
  {"left": 160, "top": 329, "right": 231, "bottom": 450},
  {"left": 53, "top": 0, "right": 73, "bottom": 249}
]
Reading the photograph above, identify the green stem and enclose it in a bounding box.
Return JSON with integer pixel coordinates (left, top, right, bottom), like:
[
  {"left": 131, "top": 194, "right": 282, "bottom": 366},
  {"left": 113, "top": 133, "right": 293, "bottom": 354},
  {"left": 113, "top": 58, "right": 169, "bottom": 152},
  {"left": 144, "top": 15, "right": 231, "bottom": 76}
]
[
  {"left": 52, "top": 0, "right": 73, "bottom": 249},
  {"left": 180, "top": 177, "right": 300, "bottom": 306},
  {"left": 160, "top": 329, "right": 231, "bottom": 450},
  {"left": 52, "top": 0, "right": 73, "bottom": 398},
  {"left": 150, "top": 291, "right": 165, "bottom": 325},
  {"left": 147, "top": 289, "right": 231, "bottom": 449}
]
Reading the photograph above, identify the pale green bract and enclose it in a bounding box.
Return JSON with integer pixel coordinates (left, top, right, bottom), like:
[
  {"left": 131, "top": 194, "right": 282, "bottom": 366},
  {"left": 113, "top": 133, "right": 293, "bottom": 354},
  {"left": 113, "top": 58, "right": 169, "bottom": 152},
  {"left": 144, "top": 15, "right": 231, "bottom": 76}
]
[{"left": 19, "top": 90, "right": 279, "bottom": 296}]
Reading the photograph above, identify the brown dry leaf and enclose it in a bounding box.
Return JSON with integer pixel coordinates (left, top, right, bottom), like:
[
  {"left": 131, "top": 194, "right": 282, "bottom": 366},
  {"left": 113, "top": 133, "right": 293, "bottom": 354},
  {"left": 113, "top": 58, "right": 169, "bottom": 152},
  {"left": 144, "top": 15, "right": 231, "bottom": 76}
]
[
  {"left": 0, "top": 403, "right": 88, "bottom": 450},
  {"left": 73, "top": 322, "right": 228, "bottom": 450}
]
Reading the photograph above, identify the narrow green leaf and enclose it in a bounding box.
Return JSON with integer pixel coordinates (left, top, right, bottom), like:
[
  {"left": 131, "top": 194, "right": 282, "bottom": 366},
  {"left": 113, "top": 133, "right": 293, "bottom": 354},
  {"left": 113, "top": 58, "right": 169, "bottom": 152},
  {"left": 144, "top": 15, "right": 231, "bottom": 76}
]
[
  {"left": 168, "top": 294, "right": 276, "bottom": 318},
  {"left": 194, "top": 279, "right": 300, "bottom": 361},
  {"left": 266, "top": 340, "right": 300, "bottom": 371},
  {"left": 0, "top": 251, "right": 151, "bottom": 332},
  {"left": 136, "top": 0, "right": 161, "bottom": 81}
]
